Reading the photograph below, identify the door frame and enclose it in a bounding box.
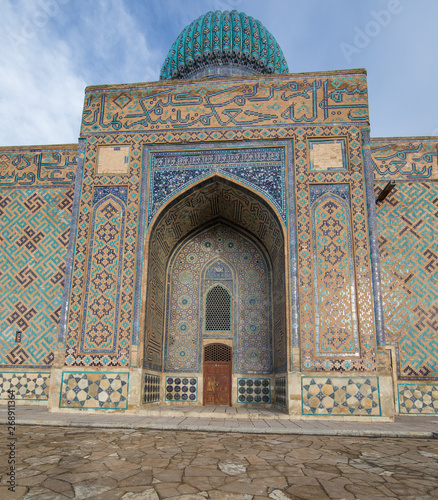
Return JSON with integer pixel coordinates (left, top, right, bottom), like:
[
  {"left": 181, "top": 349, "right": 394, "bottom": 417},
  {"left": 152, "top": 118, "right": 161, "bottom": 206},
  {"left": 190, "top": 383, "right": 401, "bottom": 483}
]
[{"left": 202, "top": 339, "right": 233, "bottom": 406}]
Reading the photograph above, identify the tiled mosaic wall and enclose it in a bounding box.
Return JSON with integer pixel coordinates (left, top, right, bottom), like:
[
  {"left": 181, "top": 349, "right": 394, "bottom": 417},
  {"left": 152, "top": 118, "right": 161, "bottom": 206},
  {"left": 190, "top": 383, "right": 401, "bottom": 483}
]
[
  {"left": 165, "top": 376, "right": 198, "bottom": 402},
  {"left": 371, "top": 138, "right": 438, "bottom": 181},
  {"left": 72, "top": 72, "right": 371, "bottom": 374},
  {"left": 275, "top": 377, "right": 287, "bottom": 408},
  {"left": 143, "top": 373, "right": 160, "bottom": 403},
  {"left": 165, "top": 224, "right": 272, "bottom": 373},
  {"left": 0, "top": 372, "right": 50, "bottom": 400},
  {"left": 398, "top": 384, "right": 438, "bottom": 414},
  {"left": 237, "top": 378, "right": 271, "bottom": 404},
  {"left": 302, "top": 377, "right": 381, "bottom": 416},
  {"left": 144, "top": 170, "right": 287, "bottom": 372},
  {"left": 0, "top": 146, "right": 76, "bottom": 369},
  {"left": 375, "top": 182, "right": 438, "bottom": 380},
  {"left": 59, "top": 372, "right": 129, "bottom": 409}
]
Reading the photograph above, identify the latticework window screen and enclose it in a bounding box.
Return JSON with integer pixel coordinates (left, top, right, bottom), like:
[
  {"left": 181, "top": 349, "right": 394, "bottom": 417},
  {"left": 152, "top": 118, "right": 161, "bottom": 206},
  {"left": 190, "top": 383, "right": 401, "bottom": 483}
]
[
  {"left": 205, "top": 285, "right": 231, "bottom": 331},
  {"left": 204, "top": 343, "right": 232, "bottom": 362}
]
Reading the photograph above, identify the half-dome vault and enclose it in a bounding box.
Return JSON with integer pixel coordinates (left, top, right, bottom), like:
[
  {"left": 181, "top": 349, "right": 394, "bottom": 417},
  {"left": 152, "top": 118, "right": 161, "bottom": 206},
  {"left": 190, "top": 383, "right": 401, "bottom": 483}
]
[{"left": 160, "top": 10, "right": 289, "bottom": 80}]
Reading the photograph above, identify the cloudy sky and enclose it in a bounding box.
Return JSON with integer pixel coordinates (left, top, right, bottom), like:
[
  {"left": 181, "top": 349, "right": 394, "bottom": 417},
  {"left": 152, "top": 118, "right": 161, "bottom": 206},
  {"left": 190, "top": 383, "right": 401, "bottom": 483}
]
[{"left": 1, "top": 0, "right": 437, "bottom": 146}]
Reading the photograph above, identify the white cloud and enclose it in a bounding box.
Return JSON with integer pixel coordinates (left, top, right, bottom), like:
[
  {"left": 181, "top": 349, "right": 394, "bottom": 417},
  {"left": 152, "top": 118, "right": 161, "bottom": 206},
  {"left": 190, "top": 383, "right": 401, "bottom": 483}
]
[{"left": 0, "top": 0, "right": 86, "bottom": 146}]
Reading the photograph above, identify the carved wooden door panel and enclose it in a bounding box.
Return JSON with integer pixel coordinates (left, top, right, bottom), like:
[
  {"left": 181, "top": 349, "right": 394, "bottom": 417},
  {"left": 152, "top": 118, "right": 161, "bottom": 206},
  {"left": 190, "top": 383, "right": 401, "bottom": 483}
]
[{"left": 203, "top": 361, "right": 231, "bottom": 405}]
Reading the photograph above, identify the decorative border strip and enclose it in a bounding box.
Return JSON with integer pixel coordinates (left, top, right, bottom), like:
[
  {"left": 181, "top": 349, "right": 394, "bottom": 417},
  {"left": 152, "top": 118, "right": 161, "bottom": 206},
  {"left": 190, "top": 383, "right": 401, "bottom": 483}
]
[
  {"left": 397, "top": 384, "right": 438, "bottom": 415},
  {"left": 0, "top": 372, "right": 50, "bottom": 400}
]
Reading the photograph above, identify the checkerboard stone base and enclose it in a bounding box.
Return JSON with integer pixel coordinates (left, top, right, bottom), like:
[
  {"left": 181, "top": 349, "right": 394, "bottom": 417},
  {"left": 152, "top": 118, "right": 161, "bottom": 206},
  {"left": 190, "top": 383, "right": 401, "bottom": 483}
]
[
  {"left": 302, "top": 377, "right": 381, "bottom": 416},
  {"left": 59, "top": 372, "right": 129, "bottom": 409},
  {"left": 0, "top": 372, "right": 50, "bottom": 400},
  {"left": 398, "top": 384, "right": 438, "bottom": 414}
]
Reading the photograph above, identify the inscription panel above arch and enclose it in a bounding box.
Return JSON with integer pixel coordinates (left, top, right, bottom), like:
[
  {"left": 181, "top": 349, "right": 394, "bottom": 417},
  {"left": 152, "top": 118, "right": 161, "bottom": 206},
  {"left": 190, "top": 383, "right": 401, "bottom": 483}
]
[{"left": 145, "top": 142, "right": 290, "bottom": 228}]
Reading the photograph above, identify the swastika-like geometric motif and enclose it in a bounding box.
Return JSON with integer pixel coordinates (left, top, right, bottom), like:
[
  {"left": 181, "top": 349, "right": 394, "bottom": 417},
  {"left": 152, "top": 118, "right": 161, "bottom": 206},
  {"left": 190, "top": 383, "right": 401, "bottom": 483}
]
[
  {"left": 302, "top": 377, "right": 381, "bottom": 415},
  {"left": 397, "top": 384, "right": 438, "bottom": 414},
  {"left": 0, "top": 188, "right": 73, "bottom": 367},
  {"left": 372, "top": 139, "right": 438, "bottom": 181},
  {"left": 79, "top": 190, "right": 126, "bottom": 354},
  {"left": 237, "top": 378, "right": 271, "bottom": 404},
  {"left": 0, "top": 372, "right": 50, "bottom": 400},
  {"left": 165, "top": 224, "right": 272, "bottom": 373},
  {"left": 165, "top": 376, "right": 198, "bottom": 402},
  {"left": 59, "top": 372, "right": 129, "bottom": 409},
  {"left": 375, "top": 182, "right": 438, "bottom": 380},
  {"left": 311, "top": 185, "right": 359, "bottom": 356}
]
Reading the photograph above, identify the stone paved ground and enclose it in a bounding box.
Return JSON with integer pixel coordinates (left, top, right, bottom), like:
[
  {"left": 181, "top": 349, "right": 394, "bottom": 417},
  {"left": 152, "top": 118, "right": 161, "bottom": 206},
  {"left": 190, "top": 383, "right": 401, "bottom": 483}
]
[{"left": 1, "top": 426, "right": 437, "bottom": 500}]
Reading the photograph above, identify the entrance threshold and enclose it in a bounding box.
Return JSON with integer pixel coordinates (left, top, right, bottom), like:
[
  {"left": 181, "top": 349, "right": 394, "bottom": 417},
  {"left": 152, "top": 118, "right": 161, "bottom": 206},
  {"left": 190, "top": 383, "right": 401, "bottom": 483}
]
[{"left": 139, "top": 404, "right": 290, "bottom": 420}]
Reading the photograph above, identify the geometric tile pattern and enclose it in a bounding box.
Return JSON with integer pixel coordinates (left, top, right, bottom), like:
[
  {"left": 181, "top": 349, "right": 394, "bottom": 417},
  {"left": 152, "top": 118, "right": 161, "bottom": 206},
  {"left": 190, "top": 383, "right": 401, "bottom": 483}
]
[
  {"left": 371, "top": 138, "right": 438, "bottom": 180},
  {"left": 165, "top": 376, "right": 198, "bottom": 402},
  {"left": 0, "top": 372, "right": 50, "bottom": 400},
  {"left": 72, "top": 73, "right": 372, "bottom": 376},
  {"left": 64, "top": 134, "right": 140, "bottom": 368},
  {"left": 237, "top": 378, "right": 271, "bottom": 404},
  {"left": 79, "top": 189, "right": 126, "bottom": 355},
  {"left": 0, "top": 188, "right": 74, "bottom": 367},
  {"left": 375, "top": 182, "right": 438, "bottom": 379},
  {"left": 302, "top": 377, "right": 381, "bottom": 416},
  {"left": 144, "top": 179, "right": 286, "bottom": 373},
  {"left": 143, "top": 374, "right": 160, "bottom": 404},
  {"left": 275, "top": 377, "right": 287, "bottom": 408},
  {"left": 165, "top": 224, "right": 272, "bottom": 373},
  {"left": 311, "top": 185, "right": 359, "bottom": 357},
  {"left": 59, "top": 372, "right": 129, "bottom": 409},
  {"left": 297, "top": 126, "right": 376, "bottom": 373},
  {"left": 147, "top": 145, "right": 287, "bottom": 226},
  {"left": 81, "top": 74, "right": 368, "bottom": 136},
  {"left": 397, "top": 384, "right": 438, "bottom": 414}
]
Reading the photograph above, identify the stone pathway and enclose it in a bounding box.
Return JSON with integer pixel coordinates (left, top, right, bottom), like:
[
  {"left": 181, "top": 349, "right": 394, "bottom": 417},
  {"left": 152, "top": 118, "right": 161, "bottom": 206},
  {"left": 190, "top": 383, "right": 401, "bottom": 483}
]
[
  {"left": 2, "top": 405, "right": 438, "bottom": 438},
  {"left": 1, "top": 425, "right": 438, "bottom": 499}
]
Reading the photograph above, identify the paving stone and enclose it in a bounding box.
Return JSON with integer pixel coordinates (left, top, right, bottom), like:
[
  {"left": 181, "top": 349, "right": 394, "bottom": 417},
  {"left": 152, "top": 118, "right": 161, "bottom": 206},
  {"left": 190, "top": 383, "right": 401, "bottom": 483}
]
[
  {"left": 285, "top": 483, "right": 330, "bottom": 499},
  {"left": 0, "top": 486, "right": 29, "bottom": 500},
  {"left": 118, "top": 471, "right": 153, "bottom": 487},
  {"left": 2, "top": 425, "right": 438, "bottom": 499},
  {"left": 73, "top": 478, "right": 118, "bottom": 499},
  {"left": 120, "top": 490, "right": 159, "bottom": 500}
]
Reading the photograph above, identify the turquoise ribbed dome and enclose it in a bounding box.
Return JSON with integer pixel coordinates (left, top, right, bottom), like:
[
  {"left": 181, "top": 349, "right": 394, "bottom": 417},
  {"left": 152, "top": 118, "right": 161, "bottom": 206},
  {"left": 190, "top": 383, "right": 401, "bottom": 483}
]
[{"left": 160, "top": 10, "right": 289, "bottom": 80}]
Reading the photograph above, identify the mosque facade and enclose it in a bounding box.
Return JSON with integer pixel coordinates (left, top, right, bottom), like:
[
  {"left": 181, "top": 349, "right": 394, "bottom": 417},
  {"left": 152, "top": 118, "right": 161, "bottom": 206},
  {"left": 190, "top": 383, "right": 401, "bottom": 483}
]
[{"left": 0, "top": 11, "right": 437, "bottom": 419}]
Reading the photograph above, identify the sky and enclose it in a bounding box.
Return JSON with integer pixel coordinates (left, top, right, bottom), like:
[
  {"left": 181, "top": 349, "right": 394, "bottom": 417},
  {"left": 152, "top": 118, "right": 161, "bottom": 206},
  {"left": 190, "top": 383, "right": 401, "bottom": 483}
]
[{"left": 1, "top": 0, "right": 437, "bottom": 146}]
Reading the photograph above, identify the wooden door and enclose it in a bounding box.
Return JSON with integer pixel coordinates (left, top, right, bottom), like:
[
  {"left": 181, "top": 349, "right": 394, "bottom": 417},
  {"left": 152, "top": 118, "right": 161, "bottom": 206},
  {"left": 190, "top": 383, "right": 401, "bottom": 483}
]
[{"left": 203, "top": 361, "right": 231, "bottom": 405}]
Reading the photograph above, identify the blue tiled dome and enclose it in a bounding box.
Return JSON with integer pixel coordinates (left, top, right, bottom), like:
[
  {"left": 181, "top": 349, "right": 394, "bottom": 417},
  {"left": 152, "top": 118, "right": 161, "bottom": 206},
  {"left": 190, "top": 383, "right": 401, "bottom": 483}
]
[{"left": 160, "top": 10, "right": 289, "bottom": 80}]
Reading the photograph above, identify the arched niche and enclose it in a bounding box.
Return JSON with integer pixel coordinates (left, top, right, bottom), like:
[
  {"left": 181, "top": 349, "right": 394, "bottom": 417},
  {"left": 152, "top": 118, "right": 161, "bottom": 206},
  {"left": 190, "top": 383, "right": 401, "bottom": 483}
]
[{"left": 141, "top": 175, "right": 290, "bottom": 375}]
